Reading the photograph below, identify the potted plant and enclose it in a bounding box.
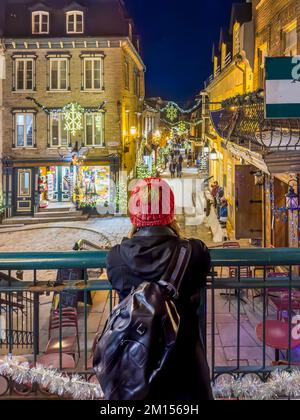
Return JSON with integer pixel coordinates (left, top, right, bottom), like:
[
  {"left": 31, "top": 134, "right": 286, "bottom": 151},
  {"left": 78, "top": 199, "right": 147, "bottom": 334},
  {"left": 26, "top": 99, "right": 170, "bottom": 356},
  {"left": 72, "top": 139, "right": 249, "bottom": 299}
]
[{"left": 0, "top": 193, "right": 7, "bottom": 223}]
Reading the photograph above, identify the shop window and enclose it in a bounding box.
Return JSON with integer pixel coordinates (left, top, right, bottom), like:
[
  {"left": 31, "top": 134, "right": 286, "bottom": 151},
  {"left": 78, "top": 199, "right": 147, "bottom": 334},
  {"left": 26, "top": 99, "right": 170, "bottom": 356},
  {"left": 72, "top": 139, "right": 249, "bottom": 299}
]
[
  {"left": 15, "top": 113, "right": 34, "bottom": 148},
  {"left": 50, "top": 58, "right": 68, "bottom": 90},
  {"left": 83, "top": 57, "right": 102, "bottom": 90},
  {"left": 85, "top": 113, "right": 104, "bottom": 147},
  {"left": 15, "top": 58, "right": 34, "bottom": 91},
  {"left": 32, "top": 11, "right": 49, "bottom": 34},
  {"left": 283, "top": 23, "right": 297, "bottom": 56},
  {"left": 18, "top": 169, "right": 31, "bottom": 197},
  {"left": 50, "top": 113, "right": 69, "bottom": 147},
  {"left": 66, "top": 11, "right": 84, "bottom": 34},
  {"left": 125, "top": 58, "right": 129, "bottom": 90}
]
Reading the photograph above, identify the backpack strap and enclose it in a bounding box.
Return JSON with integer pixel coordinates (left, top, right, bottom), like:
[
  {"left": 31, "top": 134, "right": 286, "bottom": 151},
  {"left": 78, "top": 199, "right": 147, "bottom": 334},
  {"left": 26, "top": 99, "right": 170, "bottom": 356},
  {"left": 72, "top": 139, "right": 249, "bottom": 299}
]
[{"left": 157, "top": 240, "right": 192, "bottom": 299}]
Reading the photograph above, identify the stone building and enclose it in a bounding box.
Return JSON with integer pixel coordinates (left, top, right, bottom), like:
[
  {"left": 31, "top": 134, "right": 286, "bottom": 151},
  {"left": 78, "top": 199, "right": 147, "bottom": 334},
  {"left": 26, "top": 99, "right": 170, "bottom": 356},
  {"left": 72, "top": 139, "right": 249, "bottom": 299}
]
[
  {"left": 204, "top": 0, "right": 300, "bottom": 247},
  {"left": 0, "top": 0, "right": 145, "bottom": 218}
]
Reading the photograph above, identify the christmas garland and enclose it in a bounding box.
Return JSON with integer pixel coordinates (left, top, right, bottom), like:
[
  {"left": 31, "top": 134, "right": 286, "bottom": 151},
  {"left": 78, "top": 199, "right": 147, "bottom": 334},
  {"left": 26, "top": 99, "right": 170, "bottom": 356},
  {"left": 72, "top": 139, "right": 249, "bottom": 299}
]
[
  {"left": 0, "top": 357, "right": 103, "bottom": 400},
  {"left": 26, "top": 97, "right": 107, "bottom": 114},
  {"left": 1, "top": 357, "right": 300, "bottom": 400}
]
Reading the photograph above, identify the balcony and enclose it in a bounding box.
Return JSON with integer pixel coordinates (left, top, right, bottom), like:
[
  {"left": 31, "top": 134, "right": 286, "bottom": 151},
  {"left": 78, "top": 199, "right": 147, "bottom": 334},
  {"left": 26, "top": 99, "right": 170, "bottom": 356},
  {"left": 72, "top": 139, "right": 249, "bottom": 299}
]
[{"left": 1, "top": 248, "right": 300, "bottom": 400}]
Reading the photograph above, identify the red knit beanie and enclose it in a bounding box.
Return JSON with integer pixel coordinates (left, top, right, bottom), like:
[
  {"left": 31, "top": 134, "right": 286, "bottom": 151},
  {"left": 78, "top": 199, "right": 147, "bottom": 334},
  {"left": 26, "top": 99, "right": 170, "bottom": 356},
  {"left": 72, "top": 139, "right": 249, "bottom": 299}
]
[{"left": 129, "top": 177, "right": 175, "bottom": 228}]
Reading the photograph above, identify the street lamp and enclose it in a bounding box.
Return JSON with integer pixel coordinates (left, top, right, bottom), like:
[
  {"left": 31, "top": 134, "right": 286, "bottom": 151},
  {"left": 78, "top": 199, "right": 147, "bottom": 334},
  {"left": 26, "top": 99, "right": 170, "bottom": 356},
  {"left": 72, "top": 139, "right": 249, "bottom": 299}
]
[
  {"left": 203, "top": 141, "right": 210, "bottom": 154},
  {"left": 210, "top": 148, "right": 218, "bottom": 161},
  {"left": 286, "top": 180, "right": 299, "bottom": 212},
  {"left": 130, "top": 126, "right": 137, "bottom": 136}
]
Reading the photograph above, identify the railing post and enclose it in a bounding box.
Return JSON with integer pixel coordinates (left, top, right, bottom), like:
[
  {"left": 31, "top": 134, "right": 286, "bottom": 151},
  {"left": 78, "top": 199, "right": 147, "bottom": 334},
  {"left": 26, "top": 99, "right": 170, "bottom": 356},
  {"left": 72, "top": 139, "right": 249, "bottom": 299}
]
[{"left": 33, "top": 270, "right": 39, "bottom": 358}]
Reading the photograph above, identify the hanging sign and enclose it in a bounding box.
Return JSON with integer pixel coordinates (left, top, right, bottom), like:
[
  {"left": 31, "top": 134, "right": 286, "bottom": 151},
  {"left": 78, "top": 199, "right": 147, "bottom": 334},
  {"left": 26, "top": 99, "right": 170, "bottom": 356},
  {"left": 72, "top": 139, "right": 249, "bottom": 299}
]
[{"left": 265, "top": 57, "right": 300, "bottom": 119}]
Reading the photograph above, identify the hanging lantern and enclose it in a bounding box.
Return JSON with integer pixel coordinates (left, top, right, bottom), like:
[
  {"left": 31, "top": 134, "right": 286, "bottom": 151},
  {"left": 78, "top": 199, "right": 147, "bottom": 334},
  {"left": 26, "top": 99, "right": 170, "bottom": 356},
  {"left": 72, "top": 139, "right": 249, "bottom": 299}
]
[
  {"left": 203, "top": 141, "right": 210, "bottom": 154},
  {"left": 286, "top": 184, "right": 299, "bottom": 211},
  {"left": 210, "top": 148, "right": 218, "bottom": 161}
]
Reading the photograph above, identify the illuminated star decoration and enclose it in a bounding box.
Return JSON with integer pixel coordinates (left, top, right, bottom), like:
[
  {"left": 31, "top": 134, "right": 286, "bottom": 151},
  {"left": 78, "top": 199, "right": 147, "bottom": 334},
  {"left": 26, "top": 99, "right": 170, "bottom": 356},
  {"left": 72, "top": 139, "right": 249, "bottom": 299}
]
[
  {"left": 165, "top": 103, "right": 178, "bottom": 122},
  {"left": 177, "top": 121, "right": 188, "bottom": 134},
  {"left": 63, "top": 103, "right": 85, "bottom": 136}
]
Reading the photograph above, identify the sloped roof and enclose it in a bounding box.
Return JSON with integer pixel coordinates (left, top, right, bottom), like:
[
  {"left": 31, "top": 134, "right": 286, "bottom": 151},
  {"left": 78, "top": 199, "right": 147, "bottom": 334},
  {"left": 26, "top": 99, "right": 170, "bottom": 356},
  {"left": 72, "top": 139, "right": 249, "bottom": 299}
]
[
  {"left": 229, "top": 2, "right": 252, "bottom": 34},
  {"left": 2, "top": 0, "right": 133, "bottom": 38}
]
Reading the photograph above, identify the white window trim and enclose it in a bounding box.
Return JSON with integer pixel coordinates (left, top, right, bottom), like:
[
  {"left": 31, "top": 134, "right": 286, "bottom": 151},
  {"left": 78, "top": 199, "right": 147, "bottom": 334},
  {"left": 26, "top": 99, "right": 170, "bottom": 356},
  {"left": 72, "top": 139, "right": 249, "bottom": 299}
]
[
  {"left": 49, "top": 58, "right": 69, "bottom": 91},
  {"left": 15, "top": 58, "right": 35, "bottom": 91},
  {"left": 49, "top": 113, "right": 70, "bottom": 147},
  {"left": 84, "top": 113, "right": 105, "bottom": 147},
  {"left": 66, "top": 11, "right": 84, "bottom": 34},
  {"left": 15, "top": 113, "right": 35, "bottom": 148},
  {"left": 32, "top": 11, "right": 49, "bottom": 35},
  {"left": 83, "top": 57, "right": 103, "bottom": 91}
]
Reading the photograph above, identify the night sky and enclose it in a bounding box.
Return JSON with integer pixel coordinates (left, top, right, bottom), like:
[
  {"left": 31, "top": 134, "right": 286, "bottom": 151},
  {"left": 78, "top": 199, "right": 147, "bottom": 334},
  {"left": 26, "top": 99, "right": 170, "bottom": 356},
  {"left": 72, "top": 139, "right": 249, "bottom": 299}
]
[{"left": 125, "top": 0, "right": 243, "bottom": 104}]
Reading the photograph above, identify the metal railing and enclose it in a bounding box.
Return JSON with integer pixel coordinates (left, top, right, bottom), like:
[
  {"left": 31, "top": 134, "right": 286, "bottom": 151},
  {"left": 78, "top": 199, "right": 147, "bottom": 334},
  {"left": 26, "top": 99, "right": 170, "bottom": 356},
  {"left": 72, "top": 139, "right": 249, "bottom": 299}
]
[{"left": 0, "top": 248, "right": 300, "bottom": 398}]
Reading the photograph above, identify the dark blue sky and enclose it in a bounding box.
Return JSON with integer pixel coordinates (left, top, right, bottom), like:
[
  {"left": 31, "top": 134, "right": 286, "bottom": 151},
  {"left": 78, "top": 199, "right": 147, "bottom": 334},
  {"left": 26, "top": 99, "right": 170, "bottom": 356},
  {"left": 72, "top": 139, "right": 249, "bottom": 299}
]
[{"left": 124, "top": 0, "right": 242, "bottom": 103}]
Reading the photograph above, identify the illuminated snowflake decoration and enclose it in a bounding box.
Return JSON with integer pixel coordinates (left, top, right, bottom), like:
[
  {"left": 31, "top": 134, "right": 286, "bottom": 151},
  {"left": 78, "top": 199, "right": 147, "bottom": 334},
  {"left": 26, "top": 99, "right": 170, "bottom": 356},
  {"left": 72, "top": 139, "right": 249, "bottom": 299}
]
[
  {"left": 63, "top": 103, "right": 84, "bottom": 136},
  {"left": 177, "top": 121, "right": 188, "bottom": 134},
  {"left": 165, "top": 103, "right": 178, "bottom": 122}
]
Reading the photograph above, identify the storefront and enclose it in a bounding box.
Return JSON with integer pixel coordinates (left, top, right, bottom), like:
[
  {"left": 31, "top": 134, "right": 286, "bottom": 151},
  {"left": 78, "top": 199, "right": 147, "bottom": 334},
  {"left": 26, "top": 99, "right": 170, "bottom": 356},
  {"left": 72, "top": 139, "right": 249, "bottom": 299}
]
[{"left": 3, "top": 157, "right": 119, "bottom": 217}]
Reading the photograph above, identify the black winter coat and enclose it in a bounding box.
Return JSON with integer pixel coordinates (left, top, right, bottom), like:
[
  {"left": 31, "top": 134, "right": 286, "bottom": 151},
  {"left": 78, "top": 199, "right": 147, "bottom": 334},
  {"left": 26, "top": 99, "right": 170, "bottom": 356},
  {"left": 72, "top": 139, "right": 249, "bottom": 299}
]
[{"left": 107, "top": 226, "right": 213, "bottom": 401}]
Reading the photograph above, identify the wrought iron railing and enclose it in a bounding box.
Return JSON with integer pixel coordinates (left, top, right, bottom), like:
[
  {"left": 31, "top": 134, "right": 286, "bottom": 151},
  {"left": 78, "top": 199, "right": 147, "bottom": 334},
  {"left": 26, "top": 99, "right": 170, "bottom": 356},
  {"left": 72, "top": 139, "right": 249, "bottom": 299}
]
[{"left": 0, "top": 248, "right": 300, "bottom": 398}]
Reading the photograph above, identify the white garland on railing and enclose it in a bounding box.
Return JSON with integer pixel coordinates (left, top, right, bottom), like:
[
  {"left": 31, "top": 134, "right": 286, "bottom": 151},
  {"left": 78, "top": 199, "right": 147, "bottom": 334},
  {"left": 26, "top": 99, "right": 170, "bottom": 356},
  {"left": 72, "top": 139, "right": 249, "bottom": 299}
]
[
  {"left": 213, "top": 371, "right": 300, "bottom": 400},
  {"left": 1, "top": 357, "right": 300, "bottom": 400},
  {"left": 0, "top": 358, "right": 103, "bottom": 400}
]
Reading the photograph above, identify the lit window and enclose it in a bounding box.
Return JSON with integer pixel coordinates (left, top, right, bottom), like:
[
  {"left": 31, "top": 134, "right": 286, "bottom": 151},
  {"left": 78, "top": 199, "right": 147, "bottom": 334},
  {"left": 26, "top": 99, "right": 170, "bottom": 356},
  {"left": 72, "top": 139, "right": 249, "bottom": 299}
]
[
  {"left": 66, "top": 11, "right": 84, "bottom": 34},
  {"left": 125, "top": 59, "right": 129, "bottom": 89},
  {"left": 15, "top": 59, "right": 34, "bottom": 91},
  {"left": 15, "top": 113, "right": 34, "bottom": 148},
  {"left": 284, "top": 25, "right": 297, "bottom": 56},
  {"left": 85, "top": 113, "right": 104, "bottom": 147},
  {"left": 83, "top": 58, "right": 102, "bottom": 90},
  {"left": 50, "top": 58, "right": 68, "bottom": 90},
  {"left": 134, "top": 69, "right": 140, "bottom": 97},
  {"left": 32, "top": 11, "right": 49, "bottom": 34},
  {"left": 50, "top": 113, "right": 69, "bottom": 147}
]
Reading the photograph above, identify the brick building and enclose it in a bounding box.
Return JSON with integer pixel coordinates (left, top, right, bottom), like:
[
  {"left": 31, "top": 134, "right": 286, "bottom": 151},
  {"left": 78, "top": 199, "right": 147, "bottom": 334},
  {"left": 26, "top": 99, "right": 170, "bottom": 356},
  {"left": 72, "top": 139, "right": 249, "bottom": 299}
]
[{"left": 0, "top": 0, "right": 145, "bottom": 218}]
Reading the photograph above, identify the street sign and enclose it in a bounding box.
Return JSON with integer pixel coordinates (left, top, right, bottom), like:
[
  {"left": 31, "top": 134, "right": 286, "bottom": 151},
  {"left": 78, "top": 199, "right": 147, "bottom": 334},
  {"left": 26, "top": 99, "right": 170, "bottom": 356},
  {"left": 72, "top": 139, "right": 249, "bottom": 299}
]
[{"left": 265, "top": 56, "right": 300, "bottom": 119}]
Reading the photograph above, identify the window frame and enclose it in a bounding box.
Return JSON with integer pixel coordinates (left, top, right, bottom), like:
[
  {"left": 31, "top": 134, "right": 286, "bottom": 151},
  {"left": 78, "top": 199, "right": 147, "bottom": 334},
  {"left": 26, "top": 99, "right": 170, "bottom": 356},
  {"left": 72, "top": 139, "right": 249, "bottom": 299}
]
[
  {"left": 49, "top": 112, "right": 70, "bottom": 148},
  {"left": 84, "top": 113, "right": 105, "bottom": 147},
  {"left": 49, "top": 58, "right": 69, "bottom": 91},
  {"left": 124, "top": 58, "right": 130, "bottom": 90},
  {"left": 134, "top": 68, "right": 140, "bottom": 97},
  {"left": 15, "top": 58, "right": 35, "bottom": 92},
  {"left": 14, "top": 112, "right": 35, "bottom": 148},
  {"left": 283, "top": 23, "right": 297, "bottom": 57},
  {"left": 32, "top": 11, "right": 49, "bottom": 35},
  {"left": 66, "top": 11, "right": 84, "bottom": 34},
  {"left": 83, "top": 57, "right": 103, "bottom": 91}
]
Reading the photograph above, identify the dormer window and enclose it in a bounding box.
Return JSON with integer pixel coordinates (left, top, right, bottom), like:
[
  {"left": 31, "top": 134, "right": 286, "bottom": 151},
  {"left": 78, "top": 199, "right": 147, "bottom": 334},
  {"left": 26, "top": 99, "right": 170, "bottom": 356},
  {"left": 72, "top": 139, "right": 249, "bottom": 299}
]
[
  {"left": 66, "top": 11, "right": 84, "bottom": 34},
  {"left": 32, "top": 11, "right": 49, "bottom": 35}
]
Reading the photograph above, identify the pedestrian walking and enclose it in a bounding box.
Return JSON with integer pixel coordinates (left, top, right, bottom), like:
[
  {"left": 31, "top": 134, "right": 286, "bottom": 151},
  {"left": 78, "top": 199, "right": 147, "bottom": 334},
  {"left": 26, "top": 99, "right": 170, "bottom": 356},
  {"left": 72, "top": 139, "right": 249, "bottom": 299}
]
[
  {"left": 169, "top": 160, "right": 176, "bottom": 178},
  {"left": 176, "top": 161, "right": 182, "bottom": 178},
  {"left": 100, "top": 177, "right": 213, "bottom": 401}
]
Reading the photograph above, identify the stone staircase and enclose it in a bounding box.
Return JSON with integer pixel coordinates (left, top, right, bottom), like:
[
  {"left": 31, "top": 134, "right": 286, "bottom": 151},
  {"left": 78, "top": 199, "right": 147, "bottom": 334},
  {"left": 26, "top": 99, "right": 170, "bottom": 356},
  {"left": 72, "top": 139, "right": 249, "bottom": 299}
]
[{"left": 2, "top": 206, "right": 89, "bottom": 225}]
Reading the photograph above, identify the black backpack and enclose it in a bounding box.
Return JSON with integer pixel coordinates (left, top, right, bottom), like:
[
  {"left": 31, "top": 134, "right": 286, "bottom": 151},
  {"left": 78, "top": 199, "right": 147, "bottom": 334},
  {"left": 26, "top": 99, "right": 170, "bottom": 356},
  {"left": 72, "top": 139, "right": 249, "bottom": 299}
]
[{"left": 93, "top": 240, "right": 192, "bottom": 400}]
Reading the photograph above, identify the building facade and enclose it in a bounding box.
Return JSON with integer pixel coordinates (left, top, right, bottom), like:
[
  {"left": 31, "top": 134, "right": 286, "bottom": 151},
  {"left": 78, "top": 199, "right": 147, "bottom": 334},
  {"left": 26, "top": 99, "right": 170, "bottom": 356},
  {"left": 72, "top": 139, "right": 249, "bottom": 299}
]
[
  {"left": 204, "top": 0, "right": 300, "bottom": 248},
  {"left": 0, "top": 0, "right": 145, "bottom": 217}
]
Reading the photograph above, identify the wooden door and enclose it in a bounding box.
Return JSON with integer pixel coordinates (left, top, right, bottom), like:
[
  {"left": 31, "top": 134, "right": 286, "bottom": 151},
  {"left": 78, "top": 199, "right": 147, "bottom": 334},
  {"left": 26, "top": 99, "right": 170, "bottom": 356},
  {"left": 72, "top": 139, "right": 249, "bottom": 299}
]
[
  {"left": 13, "top": 168, "right": 35, "bottom": 216},
  {"left": 235, "top": 165, "right": 263, "bottom": 239},
  {"left": 273, "top": 178, "right": 289, "bottom": 247}
]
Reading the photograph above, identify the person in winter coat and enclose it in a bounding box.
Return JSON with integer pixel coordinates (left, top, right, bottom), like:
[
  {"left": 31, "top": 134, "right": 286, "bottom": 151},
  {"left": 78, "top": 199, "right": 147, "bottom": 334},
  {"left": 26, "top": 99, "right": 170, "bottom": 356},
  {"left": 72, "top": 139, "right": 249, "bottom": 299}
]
[
  {"left": 107, "top": 177, "right": 213, "bottom": 401},
  {"left": 219, "top": 197, "right": 228, "bottom": 228},
  {"left": 169, "top": 160, "right": 176, "bottom": 178}
]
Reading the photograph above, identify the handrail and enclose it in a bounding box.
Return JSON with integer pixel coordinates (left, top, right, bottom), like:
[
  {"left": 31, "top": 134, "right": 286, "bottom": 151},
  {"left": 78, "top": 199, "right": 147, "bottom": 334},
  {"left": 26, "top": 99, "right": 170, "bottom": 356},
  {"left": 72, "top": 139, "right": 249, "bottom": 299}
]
[{"left": 0, "top": 248, "right": 298, "bottom": 270}]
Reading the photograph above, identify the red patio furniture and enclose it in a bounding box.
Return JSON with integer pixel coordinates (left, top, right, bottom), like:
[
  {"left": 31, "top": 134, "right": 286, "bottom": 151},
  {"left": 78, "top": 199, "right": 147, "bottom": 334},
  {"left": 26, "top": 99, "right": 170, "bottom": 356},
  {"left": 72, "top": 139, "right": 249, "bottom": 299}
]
[
  {"left": 256, "top": 320, "right": 300, "bottom": 362},
  {"left": 45, "top": 307, "right": 80, "bottom": 362}
]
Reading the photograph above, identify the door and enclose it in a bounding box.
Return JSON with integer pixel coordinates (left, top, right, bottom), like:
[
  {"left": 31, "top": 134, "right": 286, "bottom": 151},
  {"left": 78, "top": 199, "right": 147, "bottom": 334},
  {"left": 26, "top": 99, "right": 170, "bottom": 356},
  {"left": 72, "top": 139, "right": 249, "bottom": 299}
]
[
  {"left": 235, "top": 165, "right": 263, "bottom": 239},
  {"left": 53, "top": 167, "right": 71, "bottom": 202},
  {"left": 273, "top": 179, "right": 289, "bottom": 247},
  {"left": 13, "top": 168, "right": 35, "bottom": 216}
]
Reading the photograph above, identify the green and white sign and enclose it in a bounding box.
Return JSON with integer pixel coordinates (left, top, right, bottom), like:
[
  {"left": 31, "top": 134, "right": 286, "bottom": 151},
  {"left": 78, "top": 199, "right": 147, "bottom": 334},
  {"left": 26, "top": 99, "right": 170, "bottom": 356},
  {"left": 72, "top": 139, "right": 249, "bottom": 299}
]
[{"left": 265, "top": 57, "right": 300, "bottom": 119}]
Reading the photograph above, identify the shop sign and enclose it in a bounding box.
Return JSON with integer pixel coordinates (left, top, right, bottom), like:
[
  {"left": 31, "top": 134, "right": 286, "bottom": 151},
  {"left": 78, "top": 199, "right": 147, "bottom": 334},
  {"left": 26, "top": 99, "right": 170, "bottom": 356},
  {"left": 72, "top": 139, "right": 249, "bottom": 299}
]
[
  {"left": 106, "top": 141, "right": 120, "bottom": 148},
  {"left": 265, "top": 56, "right": 300, "bottom": 119}
]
